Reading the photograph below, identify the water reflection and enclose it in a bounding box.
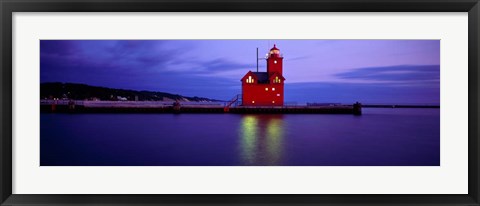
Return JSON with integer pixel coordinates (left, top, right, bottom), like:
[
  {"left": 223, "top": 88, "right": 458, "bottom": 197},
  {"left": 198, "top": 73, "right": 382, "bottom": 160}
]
[{"left": 239, "top": 115, "right": 285, "bottom": 165}]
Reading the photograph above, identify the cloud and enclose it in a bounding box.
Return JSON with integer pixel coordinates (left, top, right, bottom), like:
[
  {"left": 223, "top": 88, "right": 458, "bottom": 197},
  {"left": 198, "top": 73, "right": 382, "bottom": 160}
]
[
  {"left": 199, "top": 58, "right": 252, "bottom": 71},
  {"left": 40, "top": 40, "right": 78, "bottom": 56},
  {"left": 335, "top": 65, "right": 440, "bottom": 84},
  {"left": 285, "top": 55, "right": 310, "bottom": 62},
  {"left": 169, "top": 58, "right": 253, "bottom": 74}
]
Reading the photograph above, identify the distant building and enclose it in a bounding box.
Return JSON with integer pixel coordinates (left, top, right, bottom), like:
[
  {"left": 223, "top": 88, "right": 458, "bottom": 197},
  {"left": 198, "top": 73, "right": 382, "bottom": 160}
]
[{"left": 241, "top": 44, "right": 286, "bottom": 106}]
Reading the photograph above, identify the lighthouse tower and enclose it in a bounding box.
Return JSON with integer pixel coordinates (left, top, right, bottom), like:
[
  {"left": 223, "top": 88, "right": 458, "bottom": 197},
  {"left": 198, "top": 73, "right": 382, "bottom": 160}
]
[
  {"left": 241, "top": 44, "right": 286, "bottom": 106},
  {"left": 267, "top": 44, "right": 283, "bottom": 75}
]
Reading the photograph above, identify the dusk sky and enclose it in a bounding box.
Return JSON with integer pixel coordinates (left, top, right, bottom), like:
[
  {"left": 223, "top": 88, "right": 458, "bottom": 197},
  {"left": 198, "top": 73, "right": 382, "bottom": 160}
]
[{"left": 40, "top": 40, "right": 440, "bottom": 104}]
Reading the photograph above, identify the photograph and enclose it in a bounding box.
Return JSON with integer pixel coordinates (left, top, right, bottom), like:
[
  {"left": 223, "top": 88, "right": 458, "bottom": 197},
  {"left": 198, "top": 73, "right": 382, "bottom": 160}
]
[{"left": 40, "top": 39, "right": 440, "bottom": 166}]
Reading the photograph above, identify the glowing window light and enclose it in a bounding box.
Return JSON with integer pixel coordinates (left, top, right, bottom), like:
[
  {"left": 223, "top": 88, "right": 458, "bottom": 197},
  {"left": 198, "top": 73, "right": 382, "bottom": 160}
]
[
  {"left": 265, "top": 88, "right": 268, "bottom": 91},
  {"left": 247, "top": 76, "right": 254, "bottom": 83},
  {"left": 274, "top": 76, "right": 281, "bottom": 83},
  {"left": 274, "top": 60, "right": 277, "bottom": 64},
  {"left": 272, "top": 88, "right": 275, "bottom": 91},
  {"left": 252, "top": 101, "right": 255, "bottom": 104},
  {"left": 272, "top": 101, "right": 275, "bottom": 103},
  {"left": 277, "top": 94, "right": 280, "bottom": 96}
]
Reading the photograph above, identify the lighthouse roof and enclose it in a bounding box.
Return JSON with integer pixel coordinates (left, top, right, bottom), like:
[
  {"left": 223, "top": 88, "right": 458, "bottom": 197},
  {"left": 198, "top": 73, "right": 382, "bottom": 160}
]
[
  {"left": 252, "top": 72, "right": 270, "bottom": 83},
  {"left": 270, "top": 44, "right": 279, "bottom": 51},
  {"left": 241, "top": 71, "right": 283, "bottom": 84},
  {"left": 241, "top": 71, "right": 269, "bottom": 83}
]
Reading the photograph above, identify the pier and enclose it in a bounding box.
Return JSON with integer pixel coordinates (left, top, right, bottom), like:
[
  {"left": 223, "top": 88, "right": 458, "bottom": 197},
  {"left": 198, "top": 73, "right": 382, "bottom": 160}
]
[{"left": 40, "top": 100, "right": 362, "bottom": 115}]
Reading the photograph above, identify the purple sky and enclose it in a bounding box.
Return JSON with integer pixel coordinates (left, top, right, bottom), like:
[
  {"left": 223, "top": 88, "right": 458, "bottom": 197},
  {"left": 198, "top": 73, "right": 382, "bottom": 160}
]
[{"left": 40, "top": 40, "right": 440, "bottom": 104}]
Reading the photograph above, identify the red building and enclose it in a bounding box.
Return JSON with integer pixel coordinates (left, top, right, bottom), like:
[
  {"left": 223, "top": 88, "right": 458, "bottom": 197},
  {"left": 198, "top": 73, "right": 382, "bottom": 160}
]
[{"left": 241, "top": 45, "right": 286, "bottom": 106}]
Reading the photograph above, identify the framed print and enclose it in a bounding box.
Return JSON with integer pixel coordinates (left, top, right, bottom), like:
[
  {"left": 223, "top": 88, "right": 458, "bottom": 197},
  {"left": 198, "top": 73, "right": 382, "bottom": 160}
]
[{"left": 1, "top": 0, "right": 479, "bottom": 205}]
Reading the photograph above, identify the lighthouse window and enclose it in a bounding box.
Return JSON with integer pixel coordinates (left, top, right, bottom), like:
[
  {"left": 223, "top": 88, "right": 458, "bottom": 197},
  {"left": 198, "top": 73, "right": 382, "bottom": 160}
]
[
  {"left": 277, "top": 94, "right": 280, "bottom": 96},
  {"left": 274, "top": 60, "right": 277, "bottom": 64},
  {"left": 274, "top": 76, "right": 281, "bottom": 83},
  {"left": 252, "top": 101, "right": 255, "bottom": 104},
  {"left": 247, "top": 76, "right": 254, "bottom": 83},
  {"left": 272, "top": 88, "right": 275, "bottom": 91},
  {"left": 265, "top": 88, "right": 268, "bottom": 91},
  {"left": 272, "top": 101, "right": 275, "bottom": 103}
]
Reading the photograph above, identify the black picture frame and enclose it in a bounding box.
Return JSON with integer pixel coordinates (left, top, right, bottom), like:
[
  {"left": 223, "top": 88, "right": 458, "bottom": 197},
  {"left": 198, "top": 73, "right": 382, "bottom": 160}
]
[{"left": 1, "top": 0, "right": 479, "bottom": 205}]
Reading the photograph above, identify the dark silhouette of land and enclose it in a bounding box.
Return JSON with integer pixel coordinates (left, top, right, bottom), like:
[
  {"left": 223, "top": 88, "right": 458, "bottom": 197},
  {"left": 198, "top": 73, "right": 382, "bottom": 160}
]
[{"left": 40, "top": 82, "right": 220, "bottom": 102}]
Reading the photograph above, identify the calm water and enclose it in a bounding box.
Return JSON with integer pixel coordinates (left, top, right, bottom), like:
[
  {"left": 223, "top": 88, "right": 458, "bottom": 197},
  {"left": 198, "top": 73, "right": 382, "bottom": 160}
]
[{"left": 40, "top": 108, "right": 440, "bottom": 166}]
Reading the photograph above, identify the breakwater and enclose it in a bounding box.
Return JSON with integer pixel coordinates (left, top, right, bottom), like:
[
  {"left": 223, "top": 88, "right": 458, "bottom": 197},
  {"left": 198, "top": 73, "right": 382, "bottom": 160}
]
[{"left": 40, "top": 101, "right": 362, "bottom": 115}]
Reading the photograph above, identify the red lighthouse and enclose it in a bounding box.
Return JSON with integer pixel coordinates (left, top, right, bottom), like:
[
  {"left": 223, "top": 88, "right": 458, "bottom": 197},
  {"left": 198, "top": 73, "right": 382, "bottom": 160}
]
[{"left": 241, "top": 44, "right": 286, "bottom": 106}]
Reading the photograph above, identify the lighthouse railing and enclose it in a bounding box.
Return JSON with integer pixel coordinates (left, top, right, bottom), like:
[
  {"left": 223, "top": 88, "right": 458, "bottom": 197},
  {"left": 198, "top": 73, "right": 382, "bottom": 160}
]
[{"left": 224, "top": 94, "right": 241, "bottom": 109}]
